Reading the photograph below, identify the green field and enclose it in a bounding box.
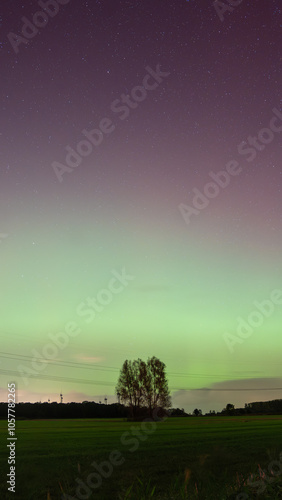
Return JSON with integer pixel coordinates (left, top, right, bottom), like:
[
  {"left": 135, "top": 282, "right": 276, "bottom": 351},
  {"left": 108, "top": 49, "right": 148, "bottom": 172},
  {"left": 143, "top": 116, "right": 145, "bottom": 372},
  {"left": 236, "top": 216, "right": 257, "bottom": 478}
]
[{"left": 1, "top": 416, "right": 282, "bottom": 500}]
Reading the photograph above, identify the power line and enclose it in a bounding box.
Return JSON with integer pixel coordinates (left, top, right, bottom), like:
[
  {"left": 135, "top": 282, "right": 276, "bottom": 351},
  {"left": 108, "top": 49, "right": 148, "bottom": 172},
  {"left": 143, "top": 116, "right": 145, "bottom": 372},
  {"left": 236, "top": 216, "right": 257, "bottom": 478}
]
[
  {"left": 0, "top": 351, "right": 271, "bottom": 381},
  {"left": 1, "top": 368, "right": 281, "bottom": 392},
  {"left": 169, "top": 372, "right": 250, "bottom": 379},
  {"left": 0, "top": 351, "right": 119, "bottom": 372},
  {"left": 173, "top": 387, "right": 282, "bottom": 391},
  {"left": 2, "top": 332, "right": 282, "bottom": 372},
  {"left": 1, "top": 354, "right": 226, "bottom": 378},
  {"left": 0, "top": 369, "right": 115, "bottom": 387}
]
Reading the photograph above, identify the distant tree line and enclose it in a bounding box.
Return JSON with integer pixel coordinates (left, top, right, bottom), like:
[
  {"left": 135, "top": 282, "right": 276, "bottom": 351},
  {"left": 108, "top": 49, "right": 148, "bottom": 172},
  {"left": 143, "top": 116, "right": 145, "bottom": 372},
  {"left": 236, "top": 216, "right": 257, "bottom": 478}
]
[
  {"left": 0, "top": 401, "right": 128, "bottom": 420},
  {"left": 176, "top": 399, "right": 282, "bottom": 417},
  {"left": 1, "top": 399, "right": 282, "bottom": 420}
]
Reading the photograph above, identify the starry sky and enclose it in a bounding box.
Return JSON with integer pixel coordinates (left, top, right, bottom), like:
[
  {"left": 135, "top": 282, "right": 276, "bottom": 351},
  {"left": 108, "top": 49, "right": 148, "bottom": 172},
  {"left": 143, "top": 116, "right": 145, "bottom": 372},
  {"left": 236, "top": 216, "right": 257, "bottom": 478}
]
[{"left": 0, "top": 0, "right": 282, "bottom": 413}]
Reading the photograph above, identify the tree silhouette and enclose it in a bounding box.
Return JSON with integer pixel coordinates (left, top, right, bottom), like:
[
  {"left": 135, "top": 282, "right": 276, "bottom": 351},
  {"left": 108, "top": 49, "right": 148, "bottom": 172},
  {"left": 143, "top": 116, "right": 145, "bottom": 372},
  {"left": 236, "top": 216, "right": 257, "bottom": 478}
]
[
  {"left": 226, "top": 403, "right": 235, "bottom": 412},
  {"left": 193, "top": 408, "right": 202, "bottom": 416},
  {"left": 116, "top": 356, "right": 171, "bottom": 419}
]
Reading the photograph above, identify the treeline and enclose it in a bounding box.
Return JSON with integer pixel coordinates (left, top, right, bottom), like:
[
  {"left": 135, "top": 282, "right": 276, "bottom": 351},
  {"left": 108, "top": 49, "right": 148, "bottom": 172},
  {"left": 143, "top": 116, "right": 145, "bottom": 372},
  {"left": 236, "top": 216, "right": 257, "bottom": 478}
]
[
  {"left": 171, "top": 399, "right": 282, "bottom": 417},
  {"left": 242, "top": 399, "right": 282, "bottom": 415},
  {"left": 1, "top": 399, "right": 282, "bottom": 419},
  {"left": 0, "top": 401, "right": 128, "bottom": 419},
  {"left": 219, "top": 399, "right": 282, "bottom": 416}
]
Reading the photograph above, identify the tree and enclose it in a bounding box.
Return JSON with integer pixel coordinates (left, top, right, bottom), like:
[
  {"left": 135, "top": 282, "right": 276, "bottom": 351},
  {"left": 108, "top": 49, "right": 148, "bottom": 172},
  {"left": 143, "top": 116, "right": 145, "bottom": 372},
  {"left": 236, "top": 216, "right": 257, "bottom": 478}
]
[
  {"left": 115, "top": 356, "right": 171, "bottom": 419},
  {"left": 170, "top": 408, "right": 188, "bottom": 417},
  {"left": 193, "top": 408, "right": 202, "bottom": 416},
  {"left": 115, "top": 359, "right": 142, "bottom": 418},
  {"left": 226, "top": 403, "right": 235, "bottom": 412}
]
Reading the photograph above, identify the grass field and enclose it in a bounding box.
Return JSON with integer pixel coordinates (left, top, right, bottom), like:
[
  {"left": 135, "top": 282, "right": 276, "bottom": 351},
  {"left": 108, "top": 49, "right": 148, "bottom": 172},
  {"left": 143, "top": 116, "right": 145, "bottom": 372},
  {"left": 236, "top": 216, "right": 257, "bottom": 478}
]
[{"left": 1, "top": 416, "right": 282, "bottom": 500}]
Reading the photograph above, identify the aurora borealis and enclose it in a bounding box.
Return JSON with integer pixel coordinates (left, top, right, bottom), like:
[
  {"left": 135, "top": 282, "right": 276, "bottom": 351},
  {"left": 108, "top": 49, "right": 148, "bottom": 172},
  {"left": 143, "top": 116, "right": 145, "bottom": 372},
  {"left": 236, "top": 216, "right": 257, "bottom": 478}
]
[{"left": 1, "top": 0, "right": 281, "bottom": 413}]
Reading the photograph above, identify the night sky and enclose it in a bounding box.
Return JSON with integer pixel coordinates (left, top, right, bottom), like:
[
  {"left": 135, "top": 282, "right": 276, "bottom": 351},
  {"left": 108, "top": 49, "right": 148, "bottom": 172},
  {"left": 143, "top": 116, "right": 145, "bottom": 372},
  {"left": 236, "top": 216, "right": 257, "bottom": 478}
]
[{"left": 1, "top": 0, "right": 282, "bottom": 412}]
